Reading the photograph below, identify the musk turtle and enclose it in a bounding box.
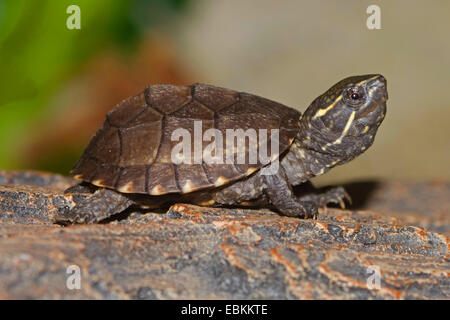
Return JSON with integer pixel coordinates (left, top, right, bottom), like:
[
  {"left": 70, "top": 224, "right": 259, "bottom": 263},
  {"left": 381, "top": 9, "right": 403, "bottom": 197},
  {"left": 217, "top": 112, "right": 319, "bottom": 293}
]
[{"left": 55, "top": 74, "right": 388, "bottom": 224}]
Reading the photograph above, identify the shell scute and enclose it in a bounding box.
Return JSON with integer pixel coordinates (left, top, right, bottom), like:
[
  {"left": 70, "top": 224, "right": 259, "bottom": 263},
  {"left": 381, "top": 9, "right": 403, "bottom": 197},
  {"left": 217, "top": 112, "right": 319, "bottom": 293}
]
[
  {"left": 175, "top": 164, "right": 213, "bottom": 193},
  {"left": 115, "top": 165, "right": 147, "bottom": 193},
  {"left": 193, "top": 83, "right": 239, "bottom": 111},
  {"left": 90, "top": 165, "right": 121, "bottom": 189},
  {"left": 170, "top": 100, "right": 215, "bottom": 119},
  {"left": 145, "top": 85, "right": 191, "bottom": 114},
  {"left": 107, "top": 92, "right": 148, "bottom": 127},
  {"left": 84, "top": 123, "right": 121, "bottom": 166},
  {"left": 146, "top": 163, "right": 179, "bottom": 193},
  {"left": 119, "top": 122, "right": 161, "bottom": 166}
]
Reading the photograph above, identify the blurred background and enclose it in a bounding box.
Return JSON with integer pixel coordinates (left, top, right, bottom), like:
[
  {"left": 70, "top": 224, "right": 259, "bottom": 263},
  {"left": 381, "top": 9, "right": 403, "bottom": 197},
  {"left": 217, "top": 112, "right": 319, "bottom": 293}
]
[{"left": 0, "top": 0, "right": 449, "bottom": 185}]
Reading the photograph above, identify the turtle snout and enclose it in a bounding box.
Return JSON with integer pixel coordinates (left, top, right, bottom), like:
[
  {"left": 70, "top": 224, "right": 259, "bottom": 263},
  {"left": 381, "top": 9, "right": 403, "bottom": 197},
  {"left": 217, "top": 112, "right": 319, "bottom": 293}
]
[{"left": 367, "top": 74, "right": 388, "bottom": 101}]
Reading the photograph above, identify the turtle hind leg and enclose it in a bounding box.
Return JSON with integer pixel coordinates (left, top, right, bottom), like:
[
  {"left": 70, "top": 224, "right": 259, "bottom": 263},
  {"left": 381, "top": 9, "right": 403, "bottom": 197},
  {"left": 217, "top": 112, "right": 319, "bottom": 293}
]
[
  {"left": 55, "top": 188, "right": 133, "bottom": 224},
  {"left": 64, "top": 181, "right": 98, "bottom": 194}
]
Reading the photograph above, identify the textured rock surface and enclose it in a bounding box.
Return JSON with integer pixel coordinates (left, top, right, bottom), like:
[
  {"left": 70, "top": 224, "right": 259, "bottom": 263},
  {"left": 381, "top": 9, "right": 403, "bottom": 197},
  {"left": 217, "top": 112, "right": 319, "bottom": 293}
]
[{"left": 0, "top": 170, "right": 448, "bottom": 299}]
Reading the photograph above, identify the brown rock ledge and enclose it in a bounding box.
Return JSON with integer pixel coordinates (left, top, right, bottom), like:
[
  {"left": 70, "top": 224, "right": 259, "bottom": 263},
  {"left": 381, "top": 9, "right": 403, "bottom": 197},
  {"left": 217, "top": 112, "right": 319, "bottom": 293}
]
[{"left": 0, "top": 170, "right": 448, "bottom": 299}]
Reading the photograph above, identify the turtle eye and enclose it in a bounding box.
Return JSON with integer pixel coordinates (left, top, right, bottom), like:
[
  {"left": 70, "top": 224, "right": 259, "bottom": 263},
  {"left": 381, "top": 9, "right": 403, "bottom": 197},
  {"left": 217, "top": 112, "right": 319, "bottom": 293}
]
[
  {"left": 351, "top": 93, "right": 360, "bottom": 100},
  {"left": 343, "top": 87, "right": 366, "bottom": 106}
]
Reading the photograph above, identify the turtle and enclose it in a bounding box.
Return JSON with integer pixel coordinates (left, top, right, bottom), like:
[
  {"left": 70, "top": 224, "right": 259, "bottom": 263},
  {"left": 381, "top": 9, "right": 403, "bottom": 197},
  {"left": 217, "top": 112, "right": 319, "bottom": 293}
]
[{"left": 55, "top": 74, "right": 388, "bottom": 224}]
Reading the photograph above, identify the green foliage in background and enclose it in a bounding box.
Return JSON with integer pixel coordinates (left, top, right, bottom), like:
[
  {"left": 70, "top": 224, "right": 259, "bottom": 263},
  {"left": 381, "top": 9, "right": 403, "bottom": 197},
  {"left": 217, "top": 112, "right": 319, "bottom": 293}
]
[{"left": 0, "top": 0, "right": 189, "bottom": 170}]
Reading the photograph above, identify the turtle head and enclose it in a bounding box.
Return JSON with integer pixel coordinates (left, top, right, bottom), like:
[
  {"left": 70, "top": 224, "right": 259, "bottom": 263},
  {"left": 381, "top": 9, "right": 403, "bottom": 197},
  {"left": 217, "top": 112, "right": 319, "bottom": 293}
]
[{"left": 300, "top": 74, "right": 388, "bottom": 162}]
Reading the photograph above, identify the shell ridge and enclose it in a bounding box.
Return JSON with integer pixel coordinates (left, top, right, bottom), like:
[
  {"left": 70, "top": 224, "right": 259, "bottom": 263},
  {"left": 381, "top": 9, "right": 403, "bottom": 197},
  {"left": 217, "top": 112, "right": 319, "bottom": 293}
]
[
  {"left": 152, "top": 115, "right": 165, "bottom": 164},
  {"left": 113, "top": 167, "right": 124, "bottom": 190},
  {"left": 117, "top": 129, "right": 123, "bottom": 161},
  {"left": 166, "top": 89, "right": 194, "bottom": 115},
  {"left": 86, "top": 164, "right": 99, "bottom": 182},
  {"left": 74, "top": 154, "right": 101, "bottom": 181},
  {"left": 231, "top": 162, "right": 244, "bottom": 175},
  {"left": 107, "top": 108, "right": 149, "bottom": 129},
  {"left": 215, "top": 92, "right": 241, "bottom": 113},
  {"left": 144, "top": 164, "right": 150, "bottom": 194},
  {"left": 201, "top": 161, "right": 214, "bottom": 185},
  {"left": 122, "top": 109, "right": 149, "bottom": 127},
  {"left": 172, "top": 164, "right": 182, "bottom": 192},
  {"left": 144, "top": 86, "right": 164, "bottom": 116},
  {"left": 191, "top": 83, "right": 221, "bottom": 115}
]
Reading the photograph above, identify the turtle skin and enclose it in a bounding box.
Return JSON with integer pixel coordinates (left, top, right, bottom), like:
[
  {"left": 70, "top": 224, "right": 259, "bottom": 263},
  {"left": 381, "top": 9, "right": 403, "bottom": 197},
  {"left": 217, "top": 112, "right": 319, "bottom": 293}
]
[{"left": 55, "top": 74, "right": 388, "bottom": 224}]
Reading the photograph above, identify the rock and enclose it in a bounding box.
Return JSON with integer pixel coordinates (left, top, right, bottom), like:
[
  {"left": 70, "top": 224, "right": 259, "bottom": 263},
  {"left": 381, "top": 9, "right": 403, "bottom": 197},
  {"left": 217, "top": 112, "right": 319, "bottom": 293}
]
[{"left": 0, "top": 170, "right": 448, "bottom": 299}]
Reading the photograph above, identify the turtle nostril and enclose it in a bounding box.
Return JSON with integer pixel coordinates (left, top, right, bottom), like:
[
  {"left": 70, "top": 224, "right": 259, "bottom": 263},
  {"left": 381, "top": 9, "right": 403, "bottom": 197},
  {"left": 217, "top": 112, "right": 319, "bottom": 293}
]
[
  {"left": 367, "top": 75, "right": 387, "bottom": 90},
  {"left": 377, "top": 75, "right": 386, "bottom": 85},
  {"left": 374, "top": 74, "right": 386, "bottom": 86}
]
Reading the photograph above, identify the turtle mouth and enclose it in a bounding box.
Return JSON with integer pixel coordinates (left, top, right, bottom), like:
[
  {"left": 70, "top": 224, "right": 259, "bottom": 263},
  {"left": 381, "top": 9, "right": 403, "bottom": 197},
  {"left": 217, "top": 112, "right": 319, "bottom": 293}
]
[{"left": 355, "top": 99, "right": 383, "bottom": 120}]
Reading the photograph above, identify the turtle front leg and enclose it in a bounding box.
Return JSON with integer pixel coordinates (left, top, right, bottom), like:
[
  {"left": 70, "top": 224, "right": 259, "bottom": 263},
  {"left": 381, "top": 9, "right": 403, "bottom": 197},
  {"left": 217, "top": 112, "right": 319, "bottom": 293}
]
[
  {"left": 55, "top": 188, "right": 133, "bottom": 224},
  {"left": 263, "top": 171, "right": 318, "bottom": 219}
]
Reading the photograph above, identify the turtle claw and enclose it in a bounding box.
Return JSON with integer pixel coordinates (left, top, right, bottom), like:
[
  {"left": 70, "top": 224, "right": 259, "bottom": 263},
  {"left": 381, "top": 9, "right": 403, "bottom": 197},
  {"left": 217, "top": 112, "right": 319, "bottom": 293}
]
[
  {"left": 344, "top": 192, "right": 352, "bottom": 205},
  {"left": 318, "top": 186, "right": 352, "bottom": 210}
]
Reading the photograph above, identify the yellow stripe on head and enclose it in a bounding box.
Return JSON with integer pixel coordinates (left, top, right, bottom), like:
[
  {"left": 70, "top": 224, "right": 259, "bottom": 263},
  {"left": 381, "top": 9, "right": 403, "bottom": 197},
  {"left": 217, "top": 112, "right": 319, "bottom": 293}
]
[
  {"left": 312, "top": 96, "right": 342, "bottom": 119},
  {"left": 326, "top": 110, "right": 356, "bottom": 146}
]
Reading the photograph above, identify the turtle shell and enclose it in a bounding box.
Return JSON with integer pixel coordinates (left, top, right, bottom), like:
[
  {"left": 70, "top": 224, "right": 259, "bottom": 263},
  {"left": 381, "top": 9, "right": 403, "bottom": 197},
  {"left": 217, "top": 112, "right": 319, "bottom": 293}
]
[{"left": 71, "top": 83, "right": 300, "bottom": 195}]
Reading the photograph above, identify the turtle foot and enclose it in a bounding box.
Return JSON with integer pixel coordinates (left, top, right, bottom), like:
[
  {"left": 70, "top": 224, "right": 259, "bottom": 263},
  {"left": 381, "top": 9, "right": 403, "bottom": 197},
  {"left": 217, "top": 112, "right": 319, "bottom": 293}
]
[{"left": 317, "top": 186, "right": 352, "bottom": 211}]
